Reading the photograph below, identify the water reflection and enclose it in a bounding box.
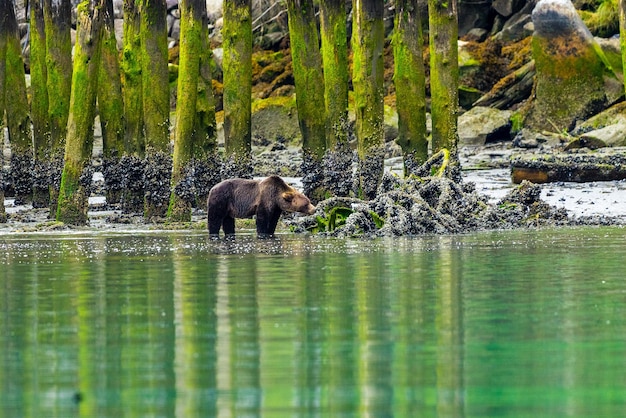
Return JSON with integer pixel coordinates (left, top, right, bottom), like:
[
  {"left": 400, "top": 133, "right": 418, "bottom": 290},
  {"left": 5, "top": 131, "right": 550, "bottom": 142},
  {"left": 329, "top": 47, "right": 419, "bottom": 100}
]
[
  {"left": 1, "top": 229, "right": 626, "bottom": 417},
  {"left": 173, "top": 242, "right": 218, "bottom": 417}
]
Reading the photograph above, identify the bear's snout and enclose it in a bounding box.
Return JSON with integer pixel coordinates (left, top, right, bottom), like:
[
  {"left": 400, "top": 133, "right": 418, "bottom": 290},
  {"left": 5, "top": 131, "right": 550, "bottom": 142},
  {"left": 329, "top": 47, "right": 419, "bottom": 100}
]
[{"left": 303, "top": 203, "right": 316, "bottom": 215}]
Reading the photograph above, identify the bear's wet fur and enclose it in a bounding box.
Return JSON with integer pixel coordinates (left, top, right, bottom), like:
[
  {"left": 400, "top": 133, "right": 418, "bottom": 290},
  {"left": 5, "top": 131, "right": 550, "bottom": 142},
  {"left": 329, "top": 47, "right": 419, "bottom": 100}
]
[{"left": 207, "top": 175, "right": 316, "bottom": 237}]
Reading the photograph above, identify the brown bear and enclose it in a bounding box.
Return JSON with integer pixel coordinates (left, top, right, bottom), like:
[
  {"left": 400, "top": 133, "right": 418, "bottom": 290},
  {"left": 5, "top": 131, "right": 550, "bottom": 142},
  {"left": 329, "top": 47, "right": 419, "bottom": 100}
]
[{"left": 207, "top": 175, "right": 316, "bottom": 237}]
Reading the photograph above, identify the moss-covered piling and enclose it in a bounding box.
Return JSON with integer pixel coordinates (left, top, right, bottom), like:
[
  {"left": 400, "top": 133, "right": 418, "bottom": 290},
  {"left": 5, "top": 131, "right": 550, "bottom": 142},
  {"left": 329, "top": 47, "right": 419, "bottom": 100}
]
[
  {"left": 352, "top": 0, "right": 385, "bottom": 200},
  {"left": 2, "top": 0, "right": 33, "bottom": 205},
  {"left": 30, "top": 0, "right": 51, "bottom": 208},
  {"left": 140, "top": 0, "right": 171, "bottom": 217},
  {"left": 287, "top": 0, "right": 327, "bottom": 199},
  {"left": 120, "top": 0, "right": 145, "bottom": 213},
  {"left": 319, "top": 0, "right": 352, "bottom": 197},
  {"left": 122, "top": 0, "right": 144, "bottom": 154},
  {"left": 0, "top": 21, "right": 5, "bottom": 221},
  {"left": 319, "top": 0, "right": 349, "bottom": 151},
  {"left": 428, "top": 0, "right": 460, "bottom": 158},
  {"left": 99, "top": 0, "right": 125, "bottom": 205},
  {"left": 44, "top": 0, "right": 73, "bottom": 212},
  {"left": 394, "top": 0, "right": 428, "bottom": 174},
  {"left": 168, "top": 0, "right": 219, "bottom": 221},
  {"left": 56, "top": 0, "right": 103, "bottom": 225},
  {"left": 222, "top": 0, "right": 253, "bottom": 178}
]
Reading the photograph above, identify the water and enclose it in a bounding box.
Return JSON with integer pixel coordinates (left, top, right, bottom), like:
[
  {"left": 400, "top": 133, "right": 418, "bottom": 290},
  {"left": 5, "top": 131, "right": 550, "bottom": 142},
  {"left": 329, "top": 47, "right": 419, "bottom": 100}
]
[{"left": 1, "top": 227, "right": 625, "bottom": 417}]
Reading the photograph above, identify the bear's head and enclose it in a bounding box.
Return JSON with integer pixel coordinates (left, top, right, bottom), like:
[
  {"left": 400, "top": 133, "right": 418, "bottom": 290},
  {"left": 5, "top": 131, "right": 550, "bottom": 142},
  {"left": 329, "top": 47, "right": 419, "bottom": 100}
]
[{"left": 281, "top": 190, "right": 316, "bottom": 215}]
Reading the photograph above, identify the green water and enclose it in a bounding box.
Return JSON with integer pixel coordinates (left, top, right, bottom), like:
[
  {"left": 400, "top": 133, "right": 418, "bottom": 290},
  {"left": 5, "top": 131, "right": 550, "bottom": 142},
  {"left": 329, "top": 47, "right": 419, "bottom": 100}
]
[{"left": 1, "top": 227, "right": 625, "bottom": 417}]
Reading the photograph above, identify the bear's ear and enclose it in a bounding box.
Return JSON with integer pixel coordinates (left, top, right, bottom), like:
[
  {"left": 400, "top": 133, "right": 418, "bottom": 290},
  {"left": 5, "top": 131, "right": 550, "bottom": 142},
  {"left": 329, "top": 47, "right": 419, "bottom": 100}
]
[{"left": 282, "top": 191, "right": 295, "bottom": 202}]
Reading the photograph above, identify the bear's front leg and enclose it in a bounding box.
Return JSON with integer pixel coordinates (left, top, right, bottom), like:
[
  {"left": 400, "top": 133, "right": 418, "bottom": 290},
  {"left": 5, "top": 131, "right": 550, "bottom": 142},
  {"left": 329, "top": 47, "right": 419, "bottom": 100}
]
[
  {"left": 208, "top": 214, "right": 224, "bottom": 236},
  {"left": 222, "top": 216, "right": 236, "bottom": 235},
  {"left": 256, "top": 207, "right": 281, "bottom": 237}
]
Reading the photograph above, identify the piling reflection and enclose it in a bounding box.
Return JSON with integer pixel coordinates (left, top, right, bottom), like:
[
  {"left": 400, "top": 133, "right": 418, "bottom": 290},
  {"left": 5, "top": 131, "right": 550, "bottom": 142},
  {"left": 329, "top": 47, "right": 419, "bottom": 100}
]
[
  {"left": 223, "top": 251, "right": 261, "bottom": 418},
  {"left": 356, "top": 253, "right": 394, "bottom": 417},
  {"left": 1, "top": 230, "right": 626, "bottom": 417},
  {"left": 322, "top": 251, "right": 358, "bottom": 416},
  {"left": 173, "top": 240, "right": 218, "bottom": 417},
  {"left": 435, "top": 239, "right": 464, "bottom": 418}
]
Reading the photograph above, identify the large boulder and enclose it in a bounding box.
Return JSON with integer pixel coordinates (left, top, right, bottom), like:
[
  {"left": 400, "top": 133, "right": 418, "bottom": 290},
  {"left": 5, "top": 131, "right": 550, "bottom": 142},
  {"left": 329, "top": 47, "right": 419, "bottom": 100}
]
[
  {"left": 525, "top": 0, "right": 622, "bottom": 132},
  {"left": 458, "top": 0, "right": 494, "bottom": 37},
  {"left": 493, "top": 0, "right": 536, "bottom": 42},
  {"left": 458, "top": 106, "right": 513, "bottom": 145}
]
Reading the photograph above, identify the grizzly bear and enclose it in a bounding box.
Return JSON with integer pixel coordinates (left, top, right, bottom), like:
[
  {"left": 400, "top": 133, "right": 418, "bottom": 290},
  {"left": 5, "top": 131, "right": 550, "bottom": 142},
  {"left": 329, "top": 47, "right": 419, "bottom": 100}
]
[{"left": 207, "top": 175, "right": 316, "bottom": 237}]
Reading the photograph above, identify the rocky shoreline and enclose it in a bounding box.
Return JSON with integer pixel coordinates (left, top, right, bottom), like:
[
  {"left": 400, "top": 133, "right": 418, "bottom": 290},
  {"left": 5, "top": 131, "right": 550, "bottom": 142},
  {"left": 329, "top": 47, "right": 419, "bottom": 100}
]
[
  {"left": 4, "top": 0, "right": 626, "bottom": 234},
  {"left": 3, "top": 141, "right": 626, "bottom": 235}
]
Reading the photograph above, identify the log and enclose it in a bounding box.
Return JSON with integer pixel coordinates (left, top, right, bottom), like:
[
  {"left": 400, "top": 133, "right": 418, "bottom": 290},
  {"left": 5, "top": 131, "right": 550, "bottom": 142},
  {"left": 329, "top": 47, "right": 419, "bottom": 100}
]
[{"left": 511, "top": 151, "right": 626, "bottom": 184}]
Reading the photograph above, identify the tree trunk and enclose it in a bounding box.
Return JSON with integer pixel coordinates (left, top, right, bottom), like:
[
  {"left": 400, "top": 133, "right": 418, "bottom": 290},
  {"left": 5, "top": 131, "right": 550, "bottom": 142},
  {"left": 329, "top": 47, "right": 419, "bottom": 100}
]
[
  {"left": 2, "top": 0, "right": 33, "bottom": 205},
  {"left": 319, "top": 0, "right": 352, "bottom": 197},
  {"left": 287, "top": 0, "right": 326, "bottom": 200},
  {"left": 222, "top": 0, "right": 252, "bottom": 178},
  {"left": 56, "top": 0, "right": 103, "bottom": 225},
  {"left": 394, "top": 0, "right": 428, "bottom": 175},
  {"left": 168, "top": 0, "right": 210, "bottom": 221},
  {"left": 352, "top": 0, "right": 385, "bottom": 200},
  {"left": 140, "top": 0, "right": 171, "bottom": 218},
  {"left": 30, "top": 0, "right": 51, "bottom": 208},
  {"left": 121, "top": 0, "right": 145, "bottom": 213},
  {"left": 428, "top": 0, "right": 459, "bottom": 158},
  {"left": 99, "top": 0, "right": 125, "bottom": 205},
  {"left": 44, "top": 0, "right": 73, "bottom": 213}
]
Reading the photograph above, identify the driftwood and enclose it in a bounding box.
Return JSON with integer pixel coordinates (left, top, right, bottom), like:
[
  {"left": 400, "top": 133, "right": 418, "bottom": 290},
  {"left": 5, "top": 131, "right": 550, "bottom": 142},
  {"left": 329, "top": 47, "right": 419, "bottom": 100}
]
[
  {"left": 511, "top": 150, "right": 626, "bottom": 184},
  {"left": 473, "top": 61, "right": 535, "bottom": 110}
]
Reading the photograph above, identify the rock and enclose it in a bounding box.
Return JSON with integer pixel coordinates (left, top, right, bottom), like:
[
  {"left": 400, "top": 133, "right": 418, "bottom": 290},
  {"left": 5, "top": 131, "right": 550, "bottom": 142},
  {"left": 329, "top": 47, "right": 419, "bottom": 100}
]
[
  {"left": 463, "top": 28, "right": 489, "bottom": 42},
  {"left": 269, "top": 85, "right": 295, "bottom": 98},
  {"left": 512, "top": 129, "right": 540, "bottom": 149},
  {"left": 212, "top": 47, "right": 223, "bottom": 70},
  {"left": 577, "top": 101, "right": 626, "bottom": 131},
  {"left": 459, "top": 0, "right": 493, "bottom": 37},
  {"left": 287, "top": 170, "right": 571, "bottom": 237},
  {"left": 251, "top": 97, "right": 301, "bottom": 146},
  {"left": 525, "top": 0, "right": 622, "bottom": 132},
  {"left": 512, "top": 128, "right": 565, "bottom": 149},
  {"left": 563, "top": 136, "right": 607, "bottom": 150},
  {"left": 207, "top": 0, "right": 223, "bottom": 15},
  {"left": 493, "top": 0, "right": 536, "bottom": 42},
  {"left": 256, "top": 32, "right": 286, "bottom": 50},
  {"left": 493, "top": 0, "right": 526, "bottom": 17},
  {"left": 458, "top": 106, "right": 513, "bottom": 146},
  {"left": 459, "top": 86, "right": 483, "bottom": 109},
  {"left": 578, "top": 123, "right": 626, "bottom": 147}
]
